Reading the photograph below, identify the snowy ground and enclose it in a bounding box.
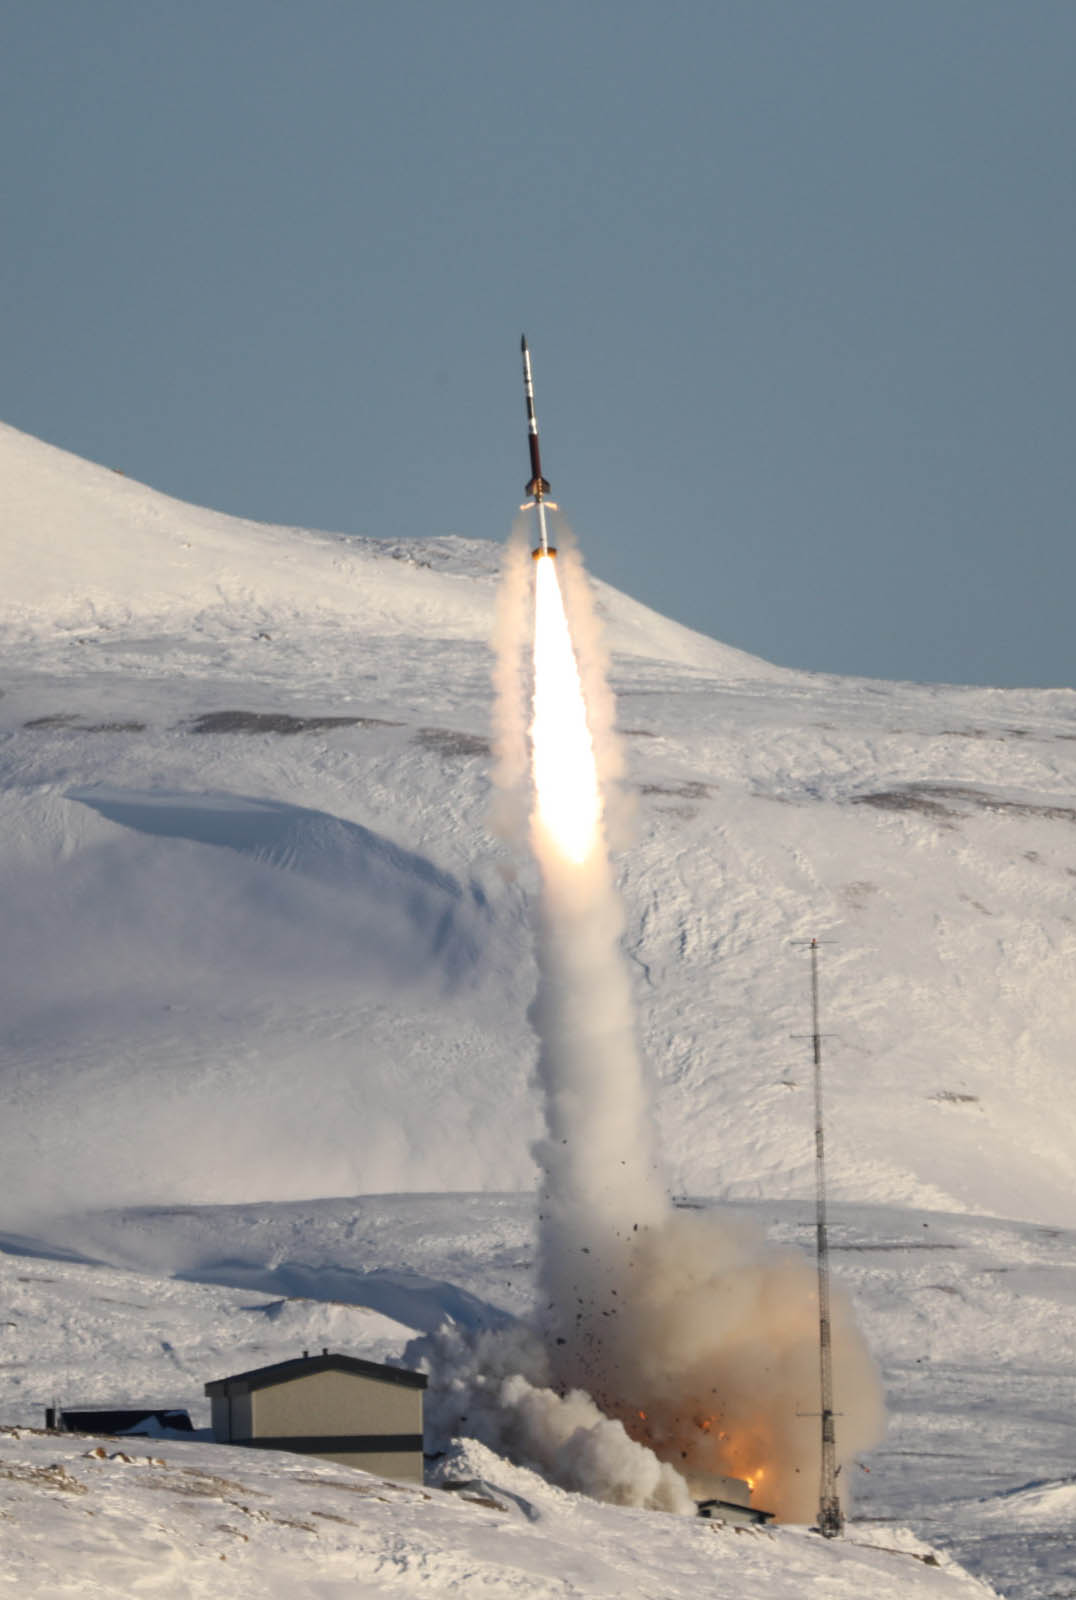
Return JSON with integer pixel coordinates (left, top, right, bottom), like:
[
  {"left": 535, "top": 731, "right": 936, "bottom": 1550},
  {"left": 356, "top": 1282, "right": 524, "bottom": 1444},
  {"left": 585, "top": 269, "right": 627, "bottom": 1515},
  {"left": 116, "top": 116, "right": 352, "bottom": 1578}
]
[
  {"left": 1, "top": 421, "right": 1074, "bottom": 1594},
  {"left": 0, "top": 1423, "right": 996, "bottom": 1600},
  {"left": 0, "top": 1194, "right": 1072, "bottom": 1599}
]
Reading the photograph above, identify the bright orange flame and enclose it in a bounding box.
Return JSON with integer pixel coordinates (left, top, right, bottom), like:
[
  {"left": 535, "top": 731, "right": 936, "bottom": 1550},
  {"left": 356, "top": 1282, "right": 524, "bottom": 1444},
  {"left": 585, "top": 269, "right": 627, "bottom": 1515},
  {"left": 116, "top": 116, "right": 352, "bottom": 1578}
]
[
  {"left": 531, "top": 554, "right": 601, "bottom": 864},
  {"left": 698, "top": 1419, "right": 772, "bottom": 1497}
]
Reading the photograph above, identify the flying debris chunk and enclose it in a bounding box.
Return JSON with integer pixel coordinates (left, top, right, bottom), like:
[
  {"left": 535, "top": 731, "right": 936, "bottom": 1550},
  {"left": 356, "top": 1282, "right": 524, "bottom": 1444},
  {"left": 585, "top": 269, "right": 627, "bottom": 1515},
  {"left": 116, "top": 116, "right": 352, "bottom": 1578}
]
[{"left": 520, "top": 334, "right": 557, "bottom": 559}]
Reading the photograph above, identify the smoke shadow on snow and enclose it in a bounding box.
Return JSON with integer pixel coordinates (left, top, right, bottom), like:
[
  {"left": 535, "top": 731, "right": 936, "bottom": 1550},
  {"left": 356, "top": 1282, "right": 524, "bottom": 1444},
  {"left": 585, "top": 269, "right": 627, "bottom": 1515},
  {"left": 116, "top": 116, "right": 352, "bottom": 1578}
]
[
  {"left": 67, "top": 786, "right": 489, "bottom": 988},
  {"left": 172, "top": 1258, "right": 513, "bottom": 1336},
  {"left": 0, "top": 1231, "right": 104, "bottom": 1268},
  {"left": 0, "top": 1226, "right": 512, "bottom": 1335}
]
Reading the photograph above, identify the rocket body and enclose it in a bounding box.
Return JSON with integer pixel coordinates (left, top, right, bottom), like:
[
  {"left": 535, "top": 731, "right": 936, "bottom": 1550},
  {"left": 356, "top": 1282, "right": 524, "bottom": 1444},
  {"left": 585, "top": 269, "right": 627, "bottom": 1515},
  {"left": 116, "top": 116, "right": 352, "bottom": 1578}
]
[
  {"left": 522, "top": 336, "right": 551, "bottom": 502},
  {"left": 521, "top": 335, "right": 555, "bottom": 556}
]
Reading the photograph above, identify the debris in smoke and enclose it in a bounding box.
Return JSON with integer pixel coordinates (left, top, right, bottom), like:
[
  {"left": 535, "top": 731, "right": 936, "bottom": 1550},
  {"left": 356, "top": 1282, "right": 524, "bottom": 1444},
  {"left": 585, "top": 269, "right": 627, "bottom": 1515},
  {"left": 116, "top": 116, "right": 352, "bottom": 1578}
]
[{"left": 413, "top": 1320, "right": 694, "bottom": 1515}]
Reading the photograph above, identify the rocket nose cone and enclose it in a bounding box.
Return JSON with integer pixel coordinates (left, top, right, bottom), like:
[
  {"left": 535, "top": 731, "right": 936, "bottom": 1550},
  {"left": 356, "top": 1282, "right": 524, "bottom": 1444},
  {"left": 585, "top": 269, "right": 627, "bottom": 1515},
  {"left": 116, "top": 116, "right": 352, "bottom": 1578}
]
[{"left": 521, "top": 334, "right": 528, "bottom": 352}]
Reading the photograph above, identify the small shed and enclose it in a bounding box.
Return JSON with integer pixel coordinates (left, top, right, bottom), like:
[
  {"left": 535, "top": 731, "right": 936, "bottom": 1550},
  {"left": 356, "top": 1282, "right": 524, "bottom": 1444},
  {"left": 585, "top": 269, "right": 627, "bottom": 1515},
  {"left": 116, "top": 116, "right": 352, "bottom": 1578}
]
[
  {"left": 205, "top": 1351, "right": 427, "bottom": 1482},
  {"left": 48, "top": 1407, "right": 193, "bottom": 1436},
  {"left": 689, "top": 1470, "right": 775, "bottom": 1528},
  {"left": 696, "top": 1496, "right": 775, "bottom": 1527}
]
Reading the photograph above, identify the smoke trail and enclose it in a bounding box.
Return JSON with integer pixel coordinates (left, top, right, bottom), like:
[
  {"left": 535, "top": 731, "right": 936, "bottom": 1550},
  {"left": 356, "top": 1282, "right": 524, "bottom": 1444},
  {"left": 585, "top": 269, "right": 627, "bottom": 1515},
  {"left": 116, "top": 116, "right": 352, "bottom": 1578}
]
[
  {"left": 463, "top": 529, "right": 885, "bottom": 1521},
  {"left": 545, "top": 512, "right": 633, "bottom": 849}
]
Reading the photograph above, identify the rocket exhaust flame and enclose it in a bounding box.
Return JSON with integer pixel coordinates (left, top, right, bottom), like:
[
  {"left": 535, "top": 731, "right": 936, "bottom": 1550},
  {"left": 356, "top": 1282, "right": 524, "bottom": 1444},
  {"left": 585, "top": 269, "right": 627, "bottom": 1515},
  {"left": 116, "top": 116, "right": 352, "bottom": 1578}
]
[{"left": 530, "top": 553, "right": 601, "bottom": 867}]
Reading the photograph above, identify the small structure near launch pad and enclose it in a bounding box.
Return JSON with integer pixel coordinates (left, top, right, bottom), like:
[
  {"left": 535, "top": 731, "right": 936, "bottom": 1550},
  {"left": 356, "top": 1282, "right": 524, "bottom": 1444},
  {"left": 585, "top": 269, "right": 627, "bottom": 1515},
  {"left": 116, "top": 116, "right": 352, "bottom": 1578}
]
[
  {"left": 690, "top": 1470, "right": 774, "bottom": 1527},
  {"left": 206, "top": 1350, "right": 427, "bottom": 1482}
]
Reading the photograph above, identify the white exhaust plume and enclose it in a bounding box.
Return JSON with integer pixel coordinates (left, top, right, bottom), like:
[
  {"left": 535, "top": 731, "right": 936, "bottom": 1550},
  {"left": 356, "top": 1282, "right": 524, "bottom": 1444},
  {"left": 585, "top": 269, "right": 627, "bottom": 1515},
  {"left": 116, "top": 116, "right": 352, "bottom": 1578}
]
[
  {"left": 488, "top": 514, "right": 631, "bottom": 853},
  {"left": 445, "top": 525, "right": 885, "bottom": 1519},
  {"left": 543, "top": 516, "right": 633, "bottom": 849}
]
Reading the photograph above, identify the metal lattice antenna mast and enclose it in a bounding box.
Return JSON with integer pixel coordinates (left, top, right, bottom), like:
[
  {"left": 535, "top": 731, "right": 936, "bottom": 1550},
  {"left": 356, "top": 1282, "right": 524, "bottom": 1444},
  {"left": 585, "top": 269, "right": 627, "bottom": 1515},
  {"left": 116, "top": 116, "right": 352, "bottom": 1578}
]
[{"left": 806, "top": 936, "right": 843, "bottom": 1539}]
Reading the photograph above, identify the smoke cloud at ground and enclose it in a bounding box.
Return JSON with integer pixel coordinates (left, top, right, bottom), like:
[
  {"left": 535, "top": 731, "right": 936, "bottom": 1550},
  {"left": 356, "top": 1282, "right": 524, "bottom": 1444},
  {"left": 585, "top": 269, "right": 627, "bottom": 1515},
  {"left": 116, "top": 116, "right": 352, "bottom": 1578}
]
[
  {"left": 420, "top": 1322, "right": 693, "bottom": 1514},
  {"left": 463, "top": 524, "right": 885, "bottom": 1519}
]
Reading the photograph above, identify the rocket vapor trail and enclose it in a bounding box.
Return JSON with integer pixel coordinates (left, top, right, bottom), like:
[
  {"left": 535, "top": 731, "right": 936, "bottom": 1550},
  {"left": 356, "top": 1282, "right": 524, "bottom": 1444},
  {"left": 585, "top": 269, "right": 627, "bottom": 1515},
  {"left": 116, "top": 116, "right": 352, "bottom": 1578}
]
[
  {"left": 530, "top": 553, "right": 601, "bottom": 865},
  {"left": 420, "top": 515, "right": 884, "bottom": 1520},
  {"left": 525, "top": 535, "right": 666, "bottom": 1277}
]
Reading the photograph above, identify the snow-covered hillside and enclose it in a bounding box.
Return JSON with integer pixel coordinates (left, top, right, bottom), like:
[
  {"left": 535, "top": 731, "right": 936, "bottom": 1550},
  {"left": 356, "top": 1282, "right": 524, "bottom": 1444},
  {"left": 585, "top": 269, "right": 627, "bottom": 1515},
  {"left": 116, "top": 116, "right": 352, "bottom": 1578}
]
[
  {"left": 0, "top": 1422, "right": 997, "bottom": 1600},
  {"left": 2, "top": 420, "right": 1074, "bottom": 1597},
  {"left": 2, "top": 418, "right": 1075, "bottom": 1225}
]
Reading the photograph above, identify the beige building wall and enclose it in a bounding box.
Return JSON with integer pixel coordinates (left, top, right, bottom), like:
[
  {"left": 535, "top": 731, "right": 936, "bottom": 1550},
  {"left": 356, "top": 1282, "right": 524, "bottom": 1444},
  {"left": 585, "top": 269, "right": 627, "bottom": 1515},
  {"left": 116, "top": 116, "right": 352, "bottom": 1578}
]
[
  {"left": 251, "top": 1370, "right": 422, "bottom": 1438},
  {"left": 211, "top": 1367, "right": 425, "bottom": 1482}
]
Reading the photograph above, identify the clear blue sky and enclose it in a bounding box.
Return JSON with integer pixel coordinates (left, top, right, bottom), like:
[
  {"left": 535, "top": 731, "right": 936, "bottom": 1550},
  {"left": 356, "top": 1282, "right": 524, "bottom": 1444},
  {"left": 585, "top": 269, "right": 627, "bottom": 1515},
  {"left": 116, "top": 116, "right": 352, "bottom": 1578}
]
[{"left": 3, "top": 1, "right": 1074, "bottom": 687}]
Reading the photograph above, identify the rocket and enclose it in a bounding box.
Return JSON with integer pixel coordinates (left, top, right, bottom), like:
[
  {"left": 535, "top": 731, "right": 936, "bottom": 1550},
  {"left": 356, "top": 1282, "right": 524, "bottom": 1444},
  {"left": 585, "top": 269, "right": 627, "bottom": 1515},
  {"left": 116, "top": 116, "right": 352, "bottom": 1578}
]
[
  {"left": 521, "top": 334, "right": 550, "bottom": 503},
  {"left": 521, "top": 335, "right": 556, "bottom": 558}
]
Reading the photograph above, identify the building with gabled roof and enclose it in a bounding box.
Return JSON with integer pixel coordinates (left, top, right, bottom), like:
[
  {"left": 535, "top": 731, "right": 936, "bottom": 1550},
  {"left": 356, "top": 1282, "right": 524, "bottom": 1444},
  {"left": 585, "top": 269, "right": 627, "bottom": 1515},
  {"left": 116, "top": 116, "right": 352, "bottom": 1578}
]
[{"left": 205, "top": 1349, "right": 427, "bottom": 1482}]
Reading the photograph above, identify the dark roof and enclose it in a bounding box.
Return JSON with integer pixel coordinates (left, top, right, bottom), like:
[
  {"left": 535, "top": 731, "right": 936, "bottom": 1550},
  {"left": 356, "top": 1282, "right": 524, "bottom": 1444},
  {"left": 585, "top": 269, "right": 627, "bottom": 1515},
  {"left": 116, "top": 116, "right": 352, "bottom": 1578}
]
[{"left": 204, "top": 1351, "right": 427, "bottom": 1397}]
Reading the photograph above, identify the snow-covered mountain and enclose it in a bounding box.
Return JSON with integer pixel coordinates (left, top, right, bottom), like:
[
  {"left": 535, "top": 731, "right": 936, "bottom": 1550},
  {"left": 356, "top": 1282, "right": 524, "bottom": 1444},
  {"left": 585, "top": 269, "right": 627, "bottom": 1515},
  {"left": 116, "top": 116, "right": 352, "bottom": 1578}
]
[
  {"left": 2, "top": 418, "right": 1074, "bottom": 1226},
  {"left": 2, "top": 420, "right": 1074, "bottom": 1599}
]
